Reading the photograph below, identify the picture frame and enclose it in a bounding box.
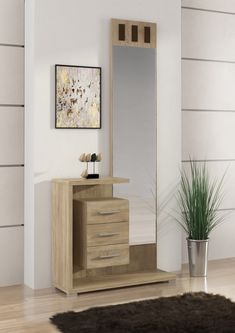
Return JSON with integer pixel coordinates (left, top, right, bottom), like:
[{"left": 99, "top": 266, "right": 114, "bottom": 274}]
[{"left": 55, "top": 64, "right": 101, "bottom": 129}]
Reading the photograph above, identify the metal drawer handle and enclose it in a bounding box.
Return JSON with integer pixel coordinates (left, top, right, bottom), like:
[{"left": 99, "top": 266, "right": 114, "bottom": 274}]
[
  {"left": 97, "top": 232, "right": 120, "bottom": 237},
  {"left": 98, "top": 210, "right": 121, "bottom": 215},
  {"left": 96, "top": 253, "right": 121, "bottom": 260}
]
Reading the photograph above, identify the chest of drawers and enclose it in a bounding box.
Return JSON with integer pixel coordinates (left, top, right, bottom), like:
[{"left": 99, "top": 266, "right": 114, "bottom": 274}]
[
  {"left": 74, "top": 197, "right": 129, "bottom": 269},
  {"left": 52, "top": 177, "right": 174, "bottom": 295}
]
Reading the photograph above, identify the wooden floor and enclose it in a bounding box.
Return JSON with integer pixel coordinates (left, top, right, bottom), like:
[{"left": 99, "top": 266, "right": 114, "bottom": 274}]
[{"left": 1, "top": 258, "right": 235, "bottom": 332}]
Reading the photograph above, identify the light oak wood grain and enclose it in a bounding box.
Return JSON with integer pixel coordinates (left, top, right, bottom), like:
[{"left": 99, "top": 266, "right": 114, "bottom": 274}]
[
  {"left": 87, "top": 244, "right": 130, "bottom": 269},
  {"left": 53, "top": 178, "right": 131, "bottom": 294},
  {"left": 73, "top": 184, "right": 113, "bottom": 200},
  {"left": 112, "top": 19, "right": 156, "bottom": 48},
  {"left": 84, "top": 198, "right": 129, "bottom": 224},
  {"left": 73, "top": 200, "right": 87, "bottom": 272},
  {"left": 53, "top": 177, "right": 129, "bottom": 186},
  {"left": 52, "top": 178, "right": 172, "bottom": 295},
  {"left": 73, "top": 269, "right": 174, "bottom": 293},
  {"left": 129, "top": 244, "right": 156, "bottom": 272},
  {"left": 73, "top": 197, "right": 129, "bottom": 270},
  {"left": 52, "top": 182, "right": 73, "bottom": 293},
  {"left": 87, "top": 222, "right": 129, "bottom": 247},
  {"left": 73, "top": 244, "right": 156, "bottom": 279}
]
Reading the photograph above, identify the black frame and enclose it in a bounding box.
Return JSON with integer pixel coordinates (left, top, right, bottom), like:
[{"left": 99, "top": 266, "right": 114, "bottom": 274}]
[{"left": 55, "top": 64, "right": 102, "bottom": 129}]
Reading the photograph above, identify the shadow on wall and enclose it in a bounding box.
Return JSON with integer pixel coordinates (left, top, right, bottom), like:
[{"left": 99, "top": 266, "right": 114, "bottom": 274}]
[
  {"left": 34, "top": 180, "right": 52, "bottom": 289},
  {"left": 50, "top": 65, "right": 55, "bottom": 129},
  {"left": 97, "top": 18, "right": 109, "bottom": 176}
]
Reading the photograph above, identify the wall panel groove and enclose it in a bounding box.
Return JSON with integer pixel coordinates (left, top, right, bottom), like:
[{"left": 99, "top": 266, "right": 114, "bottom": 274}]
[
  {"left": 0, "top": 225, "right": 24, "bottom": 229},
  {"left": 0, "top": 165, "right": 24, "bottom": 167},
  {"left": 0, "top": 43, "right": 24, "bottom": 48},
  {"left": 182, "top": 109, "right": 235, "bottom": 113},
  {"left": 182, "top": 159, "right": 235, "bottom": 163},
  {"left": 0, "top": 104, "right": 25, "bottom": 107},
  {"left": 182, "top": 58, "right": 235, "bottom": 65},
  {"left": 182, "top": 6, "right": 235, "bottom": 16}
]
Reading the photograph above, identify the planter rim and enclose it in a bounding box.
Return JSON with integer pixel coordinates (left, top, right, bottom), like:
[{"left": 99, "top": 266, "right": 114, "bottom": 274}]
[{"left": 187, "top": 238, "right": 209, "bottom": 242}]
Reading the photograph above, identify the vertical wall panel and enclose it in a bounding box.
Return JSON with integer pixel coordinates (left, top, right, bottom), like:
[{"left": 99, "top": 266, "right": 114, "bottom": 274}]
[
  {"left": 0, "top": 227, "right": 23, "bottom": 286},
  {"left": 0, "top": 167, "right": 23, "bottom": 227},
  {"left": 182, "top": 60, "right": 235, "bottom": 110},
  {"left": 0, "top": 107, "right": 24, "bottom": 164},
  {"left": 182, "top": 112, "right": 235, "bottom": 160},
  {"left": 182, "top": 9, "right": 235, "bottom": 61},
  {"left": 0, "top": 47, "right": 24, "bottom": 105},
  {"left": 0, "top": 0, "right": 24, "bottom": 45},
  {"left": 182, "top": 2, "right": 235, "bottom": 262}
]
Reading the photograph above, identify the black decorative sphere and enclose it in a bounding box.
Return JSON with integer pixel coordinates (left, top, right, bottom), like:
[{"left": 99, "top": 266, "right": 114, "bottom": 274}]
[{"left": 91, "top": 153, "right": 97, "bottom": 162}]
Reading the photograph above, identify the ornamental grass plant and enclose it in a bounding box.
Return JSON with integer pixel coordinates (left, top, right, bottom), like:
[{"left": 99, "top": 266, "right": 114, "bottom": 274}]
[{"left": 177, "top": 160, "right": 225, "bottom": 240}]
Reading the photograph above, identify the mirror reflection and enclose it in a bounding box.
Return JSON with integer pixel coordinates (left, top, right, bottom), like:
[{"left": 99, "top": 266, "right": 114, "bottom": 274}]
[{"left": 113, "top": 45, "right": 157, "bottom": 245}]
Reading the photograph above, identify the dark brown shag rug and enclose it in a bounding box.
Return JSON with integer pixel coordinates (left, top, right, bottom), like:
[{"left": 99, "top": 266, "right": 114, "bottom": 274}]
[{"left": 50, "top": 292, "right": 235, "bottom": 333}]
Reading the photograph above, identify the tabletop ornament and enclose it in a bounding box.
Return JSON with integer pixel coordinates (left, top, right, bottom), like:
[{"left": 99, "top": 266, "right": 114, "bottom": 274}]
[{"left": 79, "top": 153, "right": 102, "bottom": 179}]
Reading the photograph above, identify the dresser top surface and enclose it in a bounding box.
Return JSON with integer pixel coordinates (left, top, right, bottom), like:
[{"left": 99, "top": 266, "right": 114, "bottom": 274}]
[
  {"left": 73, "top": 197, "right": 127, "bottom": 202},
  {"left": 52, "top": 176, "right": 129, "bottom": 186}
]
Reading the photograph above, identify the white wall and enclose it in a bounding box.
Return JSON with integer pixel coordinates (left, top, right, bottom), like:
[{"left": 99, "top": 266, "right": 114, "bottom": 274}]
[
  {"left": 0, "top": 0, "right": 24, "bottom": 287},
  {"left": 182, "top": 0, "right": 235, "bottom": 263},
  {"left": 25, "top": 0, "right": 181, "bottom": 289}
]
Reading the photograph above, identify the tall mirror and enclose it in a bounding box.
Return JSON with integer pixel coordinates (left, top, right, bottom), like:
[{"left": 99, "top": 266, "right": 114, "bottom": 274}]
[{"left": 111, "top": 19, "right": 157, "bottom": 248}]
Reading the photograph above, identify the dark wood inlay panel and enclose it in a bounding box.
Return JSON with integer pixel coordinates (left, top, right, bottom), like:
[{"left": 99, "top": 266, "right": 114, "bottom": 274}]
[
  {"left": 131, "top": 25, "right": 138, "bottom": 42},
  {"left": 118, "top": 24, "right": 125, "bottom": 41},
  {"left": 144, "top": 26, "right": 151, "bottom": 43}
]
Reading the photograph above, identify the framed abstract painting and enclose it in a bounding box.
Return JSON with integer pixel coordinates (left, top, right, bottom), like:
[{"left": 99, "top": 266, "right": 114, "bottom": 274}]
[{"left": 55, "top": 65, "right": 101, "bottom": 128}]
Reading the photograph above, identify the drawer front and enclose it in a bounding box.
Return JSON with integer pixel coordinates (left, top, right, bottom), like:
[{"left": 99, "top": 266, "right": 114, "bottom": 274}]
[
  {"left": 86, "top": 199, "right": 129, "bottom": 224},
  {"left": 87, "top": 244, "right": 129, "bottom": 269},
  {"left": 87, "top": 222, "right": 129, "bottom": 247}
]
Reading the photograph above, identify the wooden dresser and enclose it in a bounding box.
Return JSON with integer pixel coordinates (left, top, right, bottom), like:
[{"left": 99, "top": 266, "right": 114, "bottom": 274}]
[
  {"left": 74, "top": 197, "right": 129, "bottom": 270},
  {"left": 52, "top": 177, "right": 175, "bottom": 294}
]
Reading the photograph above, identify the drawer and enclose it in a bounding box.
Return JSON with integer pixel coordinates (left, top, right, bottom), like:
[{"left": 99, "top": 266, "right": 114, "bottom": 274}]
[
  {"left": 86, "top": 198, "right": 129, "bottom": 224},
  {"left": 87, "top": 244, "right": 129, "bottom": 269},
  {"left": 87, "top": 222, "right": 129, "bottom": 247}
]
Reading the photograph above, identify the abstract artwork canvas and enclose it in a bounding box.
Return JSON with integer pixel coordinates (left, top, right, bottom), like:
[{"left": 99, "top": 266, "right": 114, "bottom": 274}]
[{"left": 55, "top": 65, "right": 101, "bottom": 128}]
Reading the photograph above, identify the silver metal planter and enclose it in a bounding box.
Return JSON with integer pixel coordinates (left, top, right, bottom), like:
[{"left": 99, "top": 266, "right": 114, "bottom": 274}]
[{"left": 187, "top": 238, "right": 209, "bottom": 277}]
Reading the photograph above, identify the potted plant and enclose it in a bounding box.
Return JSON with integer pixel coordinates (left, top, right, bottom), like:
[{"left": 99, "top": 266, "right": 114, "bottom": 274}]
[{"left": 176, "top": 160, "right": 225, "bottom": 277}]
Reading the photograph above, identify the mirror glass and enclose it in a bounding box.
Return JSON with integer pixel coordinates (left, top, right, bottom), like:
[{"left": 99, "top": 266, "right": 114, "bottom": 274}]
[{"left": 112, "top": 45, "right": 157, "bottom": 245}]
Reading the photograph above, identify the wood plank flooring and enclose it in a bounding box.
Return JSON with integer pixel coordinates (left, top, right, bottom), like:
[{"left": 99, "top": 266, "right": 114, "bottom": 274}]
[{"left": 1, "top": 258, "right": 235, "bottom": 332}]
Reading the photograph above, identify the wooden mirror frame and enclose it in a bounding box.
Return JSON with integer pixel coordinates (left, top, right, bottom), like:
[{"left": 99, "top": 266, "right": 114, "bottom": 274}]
[
  {"left": 109, "top": 18, "right": 175, "bottom": 288},
  {"left": 110, "top": 19, "right": 157, "bottom": 175}
]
